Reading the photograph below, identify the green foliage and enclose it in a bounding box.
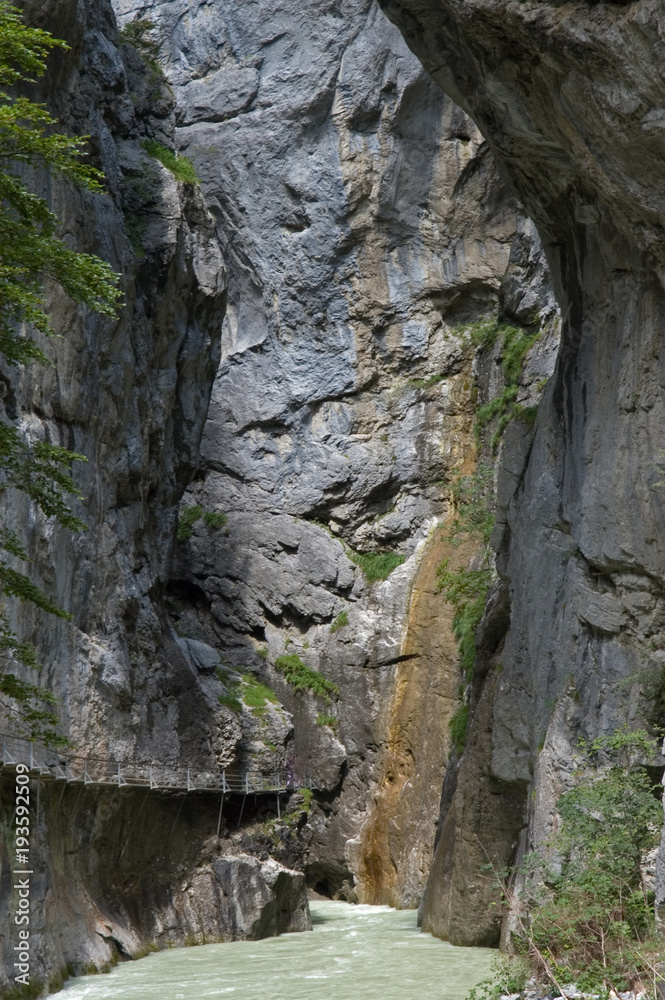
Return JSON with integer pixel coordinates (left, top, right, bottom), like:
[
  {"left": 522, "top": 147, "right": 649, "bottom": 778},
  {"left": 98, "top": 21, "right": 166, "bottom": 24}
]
[
  {"left": 215, "top": 667, "right": 279, "bottom": 716},
  {"left": 467, "top": 954, "right": 530, "bottom": 1000},
  {"left": 316, "top": 713, "right": 339, "bottom": 731},
  {"left": 0, "top": 3, "right": 121, "bottom": 743},
  {"left": 437, "top": 560, "right": 491, "bottom": 679},
  {"left": 467, "top": 320, "right": 541, "bottom": 450},
  {"left": 176, "top": 504, "right": 202, "bottom": 540},
  {"left": 0, "top": 4, "right": 120, "bottom": 369},
  {"left": 329, "top": 610, "right": 349, "bottom": 634},
  {"left": 347, "top": 549, "right": 405, "bottom": 583},
  {"left": 460, "top": 317, "right": 503, "bottom": 350},
  {"left": 241, "top": 674, "right": 279, "bottom": 710},
  {"left": 118, "top": 17, "right": 160, "bottom": 60},
  {"left": 203, "top": 510, "right": 227, "bottom": 529},
  {"left": 478, "top": 729, "right": 664, "bottom": 1000},
  {"left": 178, "top": 506, "right": 228, "bottom": 539},
  {"left": 446, "top": 465, "right": 495, "bottom": 547},
  {"left": 405, "top": 373, "right": 444, "bottom": 389},
  {"left": 143, "top": 140, "right": 198, "bottom": 184},
  {"left": 256, "top": 646, "right": 268, "bottom": 660},
  {"left": 218, "top": 693, "right": 242, "bottom": 713},
  {"left": 297, "top": 786, "right": 313, "bottom": 811},
  {"left": 448, "top": 703, "right": 469, "bottom": 755},
  {"left": 274, "top": 653, "right": 339, "bottom": 703}
]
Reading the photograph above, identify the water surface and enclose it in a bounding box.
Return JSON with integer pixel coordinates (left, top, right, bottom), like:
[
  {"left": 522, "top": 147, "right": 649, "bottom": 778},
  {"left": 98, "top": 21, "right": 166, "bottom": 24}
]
[{"left": 61, "top": 901, "right": 494, "bottom": 1000}]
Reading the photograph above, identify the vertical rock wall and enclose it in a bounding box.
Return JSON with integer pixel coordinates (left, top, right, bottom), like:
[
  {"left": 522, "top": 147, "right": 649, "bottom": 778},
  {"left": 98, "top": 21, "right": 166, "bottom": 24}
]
[
  {"left": 0, "top": 0, "right": 302, "bottom": 989},
  {"left": 378, "top": 0, "right": 665, "bottom": 946},
  {"left": 111, "top": 0, "right": 555, "bottom": 906}
]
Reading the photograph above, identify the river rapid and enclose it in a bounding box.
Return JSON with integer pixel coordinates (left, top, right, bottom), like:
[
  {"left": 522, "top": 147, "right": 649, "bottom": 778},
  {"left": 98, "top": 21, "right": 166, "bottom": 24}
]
[{"left": 60, "top": 901, "right": 495, "bottom": 1000}]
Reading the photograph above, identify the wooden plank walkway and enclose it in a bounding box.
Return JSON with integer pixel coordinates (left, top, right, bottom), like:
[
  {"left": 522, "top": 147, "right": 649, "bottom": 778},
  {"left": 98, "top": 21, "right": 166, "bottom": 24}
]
[{"left": 0, "top": 732, "right": 316, "bottom": 795}]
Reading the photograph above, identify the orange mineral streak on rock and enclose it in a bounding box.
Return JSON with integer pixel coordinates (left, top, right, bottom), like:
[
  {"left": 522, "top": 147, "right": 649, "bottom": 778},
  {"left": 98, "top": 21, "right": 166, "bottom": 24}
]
[{"left": 356, "top": 516, "right": 479, "bottom": 908}]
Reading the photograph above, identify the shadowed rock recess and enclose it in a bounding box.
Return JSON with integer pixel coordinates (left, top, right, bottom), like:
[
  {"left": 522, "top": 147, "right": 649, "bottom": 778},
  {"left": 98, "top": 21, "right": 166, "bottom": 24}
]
[{"left": 377, "top": 0, "right": 665, "bottom": 947}]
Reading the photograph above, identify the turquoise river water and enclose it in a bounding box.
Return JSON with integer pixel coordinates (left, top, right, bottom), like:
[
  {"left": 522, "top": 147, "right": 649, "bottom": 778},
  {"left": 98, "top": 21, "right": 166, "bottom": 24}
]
[{"left": 60, "top": 901, "right": 494, "bottom": 1000}]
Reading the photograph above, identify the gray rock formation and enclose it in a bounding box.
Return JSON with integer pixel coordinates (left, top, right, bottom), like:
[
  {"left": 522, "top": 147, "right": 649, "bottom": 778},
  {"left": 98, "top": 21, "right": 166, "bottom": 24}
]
[
  {"left": 0, "top": 781, "right": 310, "bottom": 992},
  {"left": 111, "top": 0, "right": 557, "bottom": 909},
  {"left": 377, "top": 0, "right": 665, "bottom": 947},
  {"left": 0, "top": 0, "right": 305, "bottom": 990},
  {"left": 0, "top": 0, "right": 566, "bottom": 987}
]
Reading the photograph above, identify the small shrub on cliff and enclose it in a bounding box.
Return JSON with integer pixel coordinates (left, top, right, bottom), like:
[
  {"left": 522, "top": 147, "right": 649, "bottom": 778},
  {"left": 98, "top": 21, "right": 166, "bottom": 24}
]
[
  {"left": 0, "top": 3, "right": 120, "bottom": 744},
  {"left": 447, "top": 464, "right": 495, "bottom": 547},
  {"left": 329, "top": 610, "right": 349, "bottom": 634},
  {"left": 242, "top": 674, "right": 279, "bottom": 710},
  {"left": 274, "top": 653, "right": 339, "bottom": 703},
  {"left": 471, "top": 321, "right": 541, "bottom": 450},
  {"left": 218, "top": 693, "right": 242, "bottom": 713},
  {"left": 176, "top": 504, "right": 202, "bottom": 540},
  {"left": 347, "top": 549, "right": 405, "bottom": 583},
  {"left": 316, "top": 713, "right": 339, "bottom": 731},
  {"left": 472, "top": 729, "right": 663, "bottom": 1000},
  {"left": 143, "top": 140, "right": 198, "bottom": 185},
  {"left": 118, "top": 17, "right": 160, "bottom": 61},
  {"left": 438, "top": 463, "right": 495, "bottom": 756},
  {"left": 437, "top": 561, "right": 491, "bottom": 680},
  {"left": 203, "top": 510, "right": 227, "bottom": 529},
  {"left": 448, "top": 703, "right": 469, "bottom": 756}
]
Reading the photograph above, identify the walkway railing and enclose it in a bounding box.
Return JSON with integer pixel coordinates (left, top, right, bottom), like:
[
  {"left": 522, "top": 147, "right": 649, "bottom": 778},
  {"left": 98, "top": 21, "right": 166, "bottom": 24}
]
[{"left": 0, "top": 732, "right": 316, "bottom": 795}]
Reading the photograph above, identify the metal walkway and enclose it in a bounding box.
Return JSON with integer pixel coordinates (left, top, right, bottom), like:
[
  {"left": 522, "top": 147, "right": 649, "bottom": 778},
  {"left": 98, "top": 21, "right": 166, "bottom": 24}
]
[{"left": 0, "top": 732, "right": 315, "bottom": 795}]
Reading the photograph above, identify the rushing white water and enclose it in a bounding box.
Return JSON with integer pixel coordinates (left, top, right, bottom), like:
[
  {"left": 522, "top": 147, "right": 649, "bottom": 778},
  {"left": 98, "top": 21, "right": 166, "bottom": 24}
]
[{"left": 61, "top": 901, "right": 495, "bottom": 999}]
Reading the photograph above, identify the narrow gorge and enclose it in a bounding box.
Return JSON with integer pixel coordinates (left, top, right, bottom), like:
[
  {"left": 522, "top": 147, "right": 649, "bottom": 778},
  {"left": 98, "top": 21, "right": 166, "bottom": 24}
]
[{"left": 0, "top": 0, "right": 663, "bottom": 994}]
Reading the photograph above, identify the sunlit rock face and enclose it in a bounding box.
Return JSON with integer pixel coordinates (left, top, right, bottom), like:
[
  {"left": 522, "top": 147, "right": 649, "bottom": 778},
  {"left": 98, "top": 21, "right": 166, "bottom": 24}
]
[
  {"left": 377, "top": 0, "right": 665, "bottom": 945},
  {"left": 109, "top": 0, "right": 557, "bottom": 905}
]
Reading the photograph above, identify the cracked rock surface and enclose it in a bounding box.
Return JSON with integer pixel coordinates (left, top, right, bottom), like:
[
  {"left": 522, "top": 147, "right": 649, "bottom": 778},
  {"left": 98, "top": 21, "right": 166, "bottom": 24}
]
[
  {"left": 110, "top": 0, "right": 557, "bottom": 906},
  {"left": 377, "top": 0, "right": 665, "bottom": 946}
]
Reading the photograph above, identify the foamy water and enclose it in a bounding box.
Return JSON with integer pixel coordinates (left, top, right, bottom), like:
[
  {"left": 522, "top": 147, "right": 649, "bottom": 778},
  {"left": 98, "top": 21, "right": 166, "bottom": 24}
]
[{"left": 60, "top": 900, "right": 494, "bottom": 1000}]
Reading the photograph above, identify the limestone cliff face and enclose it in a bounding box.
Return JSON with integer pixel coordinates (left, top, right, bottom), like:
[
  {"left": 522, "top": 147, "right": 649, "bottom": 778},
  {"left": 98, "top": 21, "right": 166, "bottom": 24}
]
[
  {"left": 109, "top": 0, "right": 556, "bottom": 907},
  {"left": 0, "top": 0, "right": 566, "bottom": 986},
  {"left": 7, "top": 0, "right": 226, "bottom": 767},
  {"left": 0, "top": 0, "right": 309, "bottom": 989},
  {"left": 378, "top": 0, "right": 665, "bottom": 946}
]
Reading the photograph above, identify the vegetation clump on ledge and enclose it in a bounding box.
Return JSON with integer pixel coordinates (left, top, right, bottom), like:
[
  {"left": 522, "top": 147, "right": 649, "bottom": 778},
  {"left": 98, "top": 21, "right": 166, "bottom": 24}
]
[
  {"left": 316, "top": 713, "right": 339, "bottom": 731},
  {"left": 143, "top": 139, "right": 199, "bottom": 184},
  {"left": 460, "top": 316, "right": 541, "bottom": 450},
  {"left": 177, "top": 504, "right": 228, "bottom": 540},
  {"left": 329, "top": 610, "right": 349, "bottom": 633},
  {"left": 437, "top": 464, "right": 496, "bottom": 756},
  {"left": 469, "top": 728, "right": 663, "bottom": 1000},
  {"left": 274, "top": 653, "right": 339, "bottom": 703},
  {"left": 216, "top": 668, "right": 279, "bottom": 716},
  {"left": 347, "top": 549, "right": 405, "bottom": 583}
]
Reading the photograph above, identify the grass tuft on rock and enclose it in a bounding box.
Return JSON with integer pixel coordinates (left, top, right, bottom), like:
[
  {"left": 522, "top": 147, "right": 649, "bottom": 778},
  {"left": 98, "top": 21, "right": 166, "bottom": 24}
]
[
  {"left": 316, "top": 713, "right": 339, "bottom": 732},
  {"left": 274, "top": 653, "right": 339, "bottom": 702},
  {"left": 218, "top": 693, "right": 242, "bottom": 713},
  {"left": 203, "top": 510, "right": 228, "bottom": 529},
  {"left": 143, "top": 139, "right": 198, "bottom": 184},
  {"left": 330, "top": 610, "right": 349, "bottom": 633},
  {"left": 347, "top": 549, "right": 405, "bottom": 583},
  {"left": 176, "top": 504, "right": 202, "bottom": 540},
  {"left": 241, "top": 674, "right": 279, "bottom": 709}
]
